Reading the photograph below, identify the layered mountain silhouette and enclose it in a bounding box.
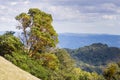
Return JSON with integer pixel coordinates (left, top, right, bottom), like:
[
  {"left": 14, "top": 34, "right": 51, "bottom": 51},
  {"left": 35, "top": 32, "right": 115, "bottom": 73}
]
[{"left": 59, "top": 33, "right": 120, "bottom": 49}]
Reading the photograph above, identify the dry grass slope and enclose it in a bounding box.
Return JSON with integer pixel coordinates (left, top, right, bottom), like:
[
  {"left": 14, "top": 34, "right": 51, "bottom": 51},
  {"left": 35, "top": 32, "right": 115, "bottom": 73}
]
[{"left": 0, "top": 56, "right": 41, "bottom": 80}]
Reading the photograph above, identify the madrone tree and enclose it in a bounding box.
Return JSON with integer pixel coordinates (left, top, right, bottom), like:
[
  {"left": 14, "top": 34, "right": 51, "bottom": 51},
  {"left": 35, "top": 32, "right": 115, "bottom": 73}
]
[{"left": 15, "top": 8, "right": 58, "bottom": 56}]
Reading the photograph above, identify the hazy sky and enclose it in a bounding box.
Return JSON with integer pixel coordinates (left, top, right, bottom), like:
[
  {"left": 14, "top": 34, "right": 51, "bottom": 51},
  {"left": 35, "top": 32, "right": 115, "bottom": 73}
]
[{"left": 0, "top": 0, "right": 120, "bottom": 35}]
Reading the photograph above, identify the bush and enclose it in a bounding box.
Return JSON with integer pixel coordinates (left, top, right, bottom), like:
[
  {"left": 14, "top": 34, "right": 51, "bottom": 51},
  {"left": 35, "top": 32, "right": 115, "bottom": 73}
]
[
  {"left": 0, "top": 33, "right": 23, "bottom": 56},
  {"left": 5, "top": 51, "right": 49, "bottom": 80}
]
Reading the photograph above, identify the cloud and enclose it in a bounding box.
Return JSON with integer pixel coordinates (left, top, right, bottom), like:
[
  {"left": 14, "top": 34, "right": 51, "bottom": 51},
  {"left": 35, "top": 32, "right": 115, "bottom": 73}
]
[
  {"left": 0, "top": 5, "right": 6, "bottom": 9},
  {"left": 1, "top": 1, "right": 120, "bottom": 20},
  {"left": 6, "top": 0, "right": 30, "bottom": 6},
  {"left": 39, "top": 0, "right": 120, "bottom": 22},
  {"left": 23, "top": 0, "right": 30, "bottom": 5},
  {"left": 48, "top": 6, "right": 82, "bottom": 21},
  {"left": 102, "top": 15, "right": 117, "bottom": 20},
  {"left": 1, "top": 0, "right": 120, "bottom": 22},
  {"left": 0, "top": 0, "right": 120, "bottom": 34},
  {"left": 10, "top": 2, "right": 18, "bottom": 6}
]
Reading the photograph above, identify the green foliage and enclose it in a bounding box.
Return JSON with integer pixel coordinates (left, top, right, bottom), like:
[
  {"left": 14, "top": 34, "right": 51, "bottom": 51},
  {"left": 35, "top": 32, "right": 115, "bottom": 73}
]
[
  {"left": 67, "top": 43, "right": 120, "bottom": 66},
  {"left": 55, "top": 49, "right": 75, "bottom": 70},
  {"left": 5, "top": 51, "right": 49, "bottom": 80},
  {"left": 103, "top": 63, "right": 120, "bottom": 80},
  {"left": 65, "top": 43, "right": 120, "bottom": 73},
  {"left": 0, "top": 32, "right": 23, "bottom": 56},
  {"left": 54, "top": 49, "right": 105, "bottom": 80},
  {"left": 15, "top": 8, "right": 58, "bottom": 56},
  {"left": 3, "top": 47, "right": 105, "bottom": 80},
  {"left": 33, "top": 53, "right": 60, "bottom": 70}
]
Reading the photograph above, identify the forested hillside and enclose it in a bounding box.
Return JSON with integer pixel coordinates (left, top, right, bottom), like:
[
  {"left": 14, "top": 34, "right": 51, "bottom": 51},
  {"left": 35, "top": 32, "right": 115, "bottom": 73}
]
[{"left": 65, "top": 43, "right": 120, "bottom": 73}]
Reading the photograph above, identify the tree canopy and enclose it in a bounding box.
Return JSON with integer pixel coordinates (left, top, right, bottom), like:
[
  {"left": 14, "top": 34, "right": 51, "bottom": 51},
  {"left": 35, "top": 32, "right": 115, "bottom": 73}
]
[
  {"left": 15, "top": 8, "right": 58, "bottom": 56},
  {"left": 103, "top": 63, "right": 120, "bottom": 80}
]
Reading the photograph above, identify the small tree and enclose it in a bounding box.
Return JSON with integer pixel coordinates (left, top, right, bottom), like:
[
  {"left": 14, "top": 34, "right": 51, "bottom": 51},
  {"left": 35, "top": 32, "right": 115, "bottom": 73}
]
[{"left": 15, "top": 8, "right": 58, "bottom": 56}]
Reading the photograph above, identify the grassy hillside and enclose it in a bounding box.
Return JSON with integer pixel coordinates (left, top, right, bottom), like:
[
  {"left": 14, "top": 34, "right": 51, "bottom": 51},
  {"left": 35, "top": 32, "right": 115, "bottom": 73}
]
[{"left": 0, "top": 56, "right": 40, "bottom": 80}]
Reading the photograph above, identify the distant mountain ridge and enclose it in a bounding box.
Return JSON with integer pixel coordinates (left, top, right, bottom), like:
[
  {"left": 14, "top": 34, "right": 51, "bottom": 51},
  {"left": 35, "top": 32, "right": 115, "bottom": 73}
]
[
  {"left": 58, "top": 33, "right": 120, "bottom": 49},
  {"left": 1, "top": 32, "right": 120, "bottom": 49}
]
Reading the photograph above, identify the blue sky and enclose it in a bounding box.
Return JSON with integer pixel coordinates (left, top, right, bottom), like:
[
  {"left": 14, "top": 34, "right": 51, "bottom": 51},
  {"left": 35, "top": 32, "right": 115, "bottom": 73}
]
[{"left": 0, "top": 0, "right": 120, "bottom": 35}]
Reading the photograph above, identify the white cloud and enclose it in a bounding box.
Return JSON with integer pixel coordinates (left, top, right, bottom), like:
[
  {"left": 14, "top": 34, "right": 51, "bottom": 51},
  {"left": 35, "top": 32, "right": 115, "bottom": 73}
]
[
  {"left": 0, "top": 16, "right": 15, "bottom": 23},
  {"left": 23, "top": 0, "right": 30, "bottom": 5},
  {"left": 0, "top": 5, "right": 6, "bottom": 9},
  {"left": 48, "top": 6, "right": 82, "bottom": 21},
  {"left": 102, "top": 15, "right": 117, "bottom": 20},
  {"left": 101, "top": 3, "right": 116, "bottom": 9},
  {"left": 10, "top": 2, "right": 18, "bottom": 6},
  {"left": 100, "top": 3, "right": 120, "bottom": 14},
  {"left": 0, "top": 17, "right": 6, "bottom": 21},
  {"left": 9, "top": 0, "right": 30, "bottom": 6}
]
